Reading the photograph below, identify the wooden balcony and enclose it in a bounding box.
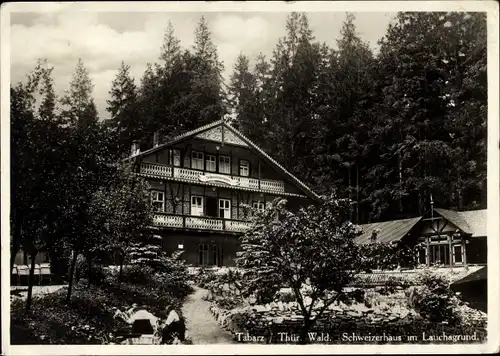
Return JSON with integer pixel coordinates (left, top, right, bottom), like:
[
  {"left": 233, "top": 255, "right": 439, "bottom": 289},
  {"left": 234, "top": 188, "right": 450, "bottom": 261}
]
[
  {"left": 139, "top": 163, "right": 285, "bottom": 194},
  {"left": 153, "top": 213, "right": 252, "bottom": 233}
]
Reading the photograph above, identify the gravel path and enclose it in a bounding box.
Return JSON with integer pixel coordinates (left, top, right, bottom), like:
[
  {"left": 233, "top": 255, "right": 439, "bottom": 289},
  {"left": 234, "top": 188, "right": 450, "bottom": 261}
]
[{"left": 182, "top": 286, "right": 236, "bottom": 344}]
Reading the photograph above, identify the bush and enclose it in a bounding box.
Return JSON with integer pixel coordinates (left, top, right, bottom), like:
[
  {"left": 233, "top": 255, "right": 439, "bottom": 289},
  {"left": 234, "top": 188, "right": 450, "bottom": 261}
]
[
  {"left": 193, "top": 266, "right": 217, "bottom": 288},
  {"left": 406, "top": 270, "right": 460, "bottom": 324},
  {"left": 275, "top": 289, "right": 296, "bottom": 303},
  {"left": 10, "top": 288, "right": 128, "bottom": 344},
  {"left": 120, "top": 264, "right": 155, "bottom": 285},
  {"left": 73, "top": 256, "right": 110, "bottom": 286},
  {"left": 11, "top": 250, "right": 194, "bottom": 345}
]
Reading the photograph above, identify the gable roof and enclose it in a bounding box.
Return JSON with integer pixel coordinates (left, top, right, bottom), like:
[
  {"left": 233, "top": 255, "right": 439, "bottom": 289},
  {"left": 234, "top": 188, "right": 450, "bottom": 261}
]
[
  {"left": 128, "top": 120, "right": 321, "bottom": 202},
  {"left": 353, "top": 208, "right": 487, "bottom": 245},
  {"left": 354, "top": 217, "right": 422, "bottom": 245},
  {"left": 433, "top": 208, "right": 472, "bottom": 234},
  {"left": 434, "top": 208, "right": 487, "bottom": 237},
  {"left": 457, "top": 209, "right": 487, "bottom": 237}
]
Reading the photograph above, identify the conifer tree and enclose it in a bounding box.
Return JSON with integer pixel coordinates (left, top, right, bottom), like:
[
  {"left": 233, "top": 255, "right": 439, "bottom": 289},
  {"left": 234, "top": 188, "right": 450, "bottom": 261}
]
[{"left": 106, "top": 61, "right": 140, "bottom": 157}]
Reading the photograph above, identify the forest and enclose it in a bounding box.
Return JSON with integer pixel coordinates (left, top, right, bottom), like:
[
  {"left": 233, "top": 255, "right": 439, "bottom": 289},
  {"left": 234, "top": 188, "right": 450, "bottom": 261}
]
[{"left": 11, "top": 11, "right": 487, "bottom": 243}]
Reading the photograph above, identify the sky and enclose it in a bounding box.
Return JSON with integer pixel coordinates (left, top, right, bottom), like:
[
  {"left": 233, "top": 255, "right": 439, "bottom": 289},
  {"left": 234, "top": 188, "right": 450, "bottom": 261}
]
[{"left": 10, "top": 11, "right": 396, "bottom": 120}]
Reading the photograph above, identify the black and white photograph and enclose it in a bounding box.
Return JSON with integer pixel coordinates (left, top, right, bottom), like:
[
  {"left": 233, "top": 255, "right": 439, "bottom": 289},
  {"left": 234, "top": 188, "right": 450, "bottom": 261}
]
[{"left": 1, "top": 1, "right": 499, "bottom": 355}]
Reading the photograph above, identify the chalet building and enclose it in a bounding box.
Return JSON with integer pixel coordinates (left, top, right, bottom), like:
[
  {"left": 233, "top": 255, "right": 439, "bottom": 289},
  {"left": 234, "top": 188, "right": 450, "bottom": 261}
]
[
  {"left": 355, "top": 207, "right": 487, "bottom": 267},
  {"left": 128, "top": 119, "right": 321, "bottom": 267}
]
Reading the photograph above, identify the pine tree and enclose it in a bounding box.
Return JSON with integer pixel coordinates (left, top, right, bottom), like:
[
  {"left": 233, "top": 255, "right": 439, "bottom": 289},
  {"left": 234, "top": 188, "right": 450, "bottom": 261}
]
[
  {"left": 106, "top": 61, "right": 140, "bottom": 157},
  {"left": 159, "top": 21, "right": 182, "bottom": 71},
  {"left": 60, "top": 58, "right": 98, "bottom": 129},
  {"left": 190, "top": 16, "right": 226, "bottom": 126},
  {"left": 60, "top": 59, "right": 115, "bottom": 302},
  {"left": 228, "top": 53, "right": 259, "bottom": 138}
]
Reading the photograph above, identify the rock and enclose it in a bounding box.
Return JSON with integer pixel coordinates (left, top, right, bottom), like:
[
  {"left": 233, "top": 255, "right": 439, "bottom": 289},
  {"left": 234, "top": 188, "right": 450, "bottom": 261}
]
[{"left": 255, "top": 305, "right": 266, "bottom": 313}]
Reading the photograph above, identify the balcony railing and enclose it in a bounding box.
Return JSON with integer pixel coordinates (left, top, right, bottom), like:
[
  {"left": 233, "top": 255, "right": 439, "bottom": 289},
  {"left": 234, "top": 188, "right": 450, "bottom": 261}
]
[
  {"left": 139, "top": 163, "right": 285, "bottom": 193},
  {"left": 153, "top": 213, "right": 252, "bottom": 233}
]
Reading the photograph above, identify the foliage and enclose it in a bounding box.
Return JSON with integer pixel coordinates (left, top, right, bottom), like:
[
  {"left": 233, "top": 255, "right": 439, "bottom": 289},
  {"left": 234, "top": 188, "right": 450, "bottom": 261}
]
[
  {"left": 359, "top": 241, "right": 418, "bottom": 271},
  {"left": 121, "top": 249, "right": 193, "bottom": 299},
  {"left": 105, "top": 61, "right": 141, "bottom": 158},
  {"left": 10, "top": 288, "right": 128, "bottom": 344},
  {"left": 10, "top": 272, "right": 192, "bottom": 345},
  {"left": 406, "top": 269, "right": 461, "bottom": 323},
  {"left": 225, "top": 12, "right": 486, "bottom": 222},
  {"left": 192, "top": 266, "right": 217, "bottom": 288},
  {"left": 236, "top": 194, "right": 378, "bottom": 343}
]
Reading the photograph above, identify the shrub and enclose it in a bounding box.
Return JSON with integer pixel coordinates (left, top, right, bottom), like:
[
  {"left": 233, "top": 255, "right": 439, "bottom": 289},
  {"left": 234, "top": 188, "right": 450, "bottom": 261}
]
[
  {"left": 10, "top": 288, "right": 128, "bottom": 344},
  {"left": 406, "top": 270, "right": 460, "bottom": 324},
  {"left": 275, "top": 289, "right": 296, "bottom": 303},
  {"left": 120, "top": 264, "right": 155, "bottom": 285},
  {"left": 193, "top": 266, "right": 217, "bottom": 288}
]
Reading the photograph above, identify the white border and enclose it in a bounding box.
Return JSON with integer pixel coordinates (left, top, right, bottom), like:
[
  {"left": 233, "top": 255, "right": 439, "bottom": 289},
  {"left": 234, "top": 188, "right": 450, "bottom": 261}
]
[{"left": 1, "top": 1, "right": 499, "bottom": 355}]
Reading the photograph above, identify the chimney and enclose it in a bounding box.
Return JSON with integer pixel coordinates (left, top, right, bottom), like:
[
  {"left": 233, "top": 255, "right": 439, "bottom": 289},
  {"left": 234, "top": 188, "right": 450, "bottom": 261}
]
[
  {"left": 131, "top": 141, "right": 140, "bottom": 156},
  {"left": 153, "top": 131, "right": 160, "bottom": 147}
]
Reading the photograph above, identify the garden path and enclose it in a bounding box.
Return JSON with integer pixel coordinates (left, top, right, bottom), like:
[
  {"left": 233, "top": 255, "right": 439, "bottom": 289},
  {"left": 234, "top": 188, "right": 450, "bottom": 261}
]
[{"left": 182, "top": 286, "right": 236, "bottom": 344}]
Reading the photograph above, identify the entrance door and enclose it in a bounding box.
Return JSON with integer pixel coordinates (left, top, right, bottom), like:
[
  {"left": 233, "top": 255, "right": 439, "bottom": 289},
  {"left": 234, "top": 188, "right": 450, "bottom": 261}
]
[{"left": 191, "top": 196, "right": 204, "bottom": 216}]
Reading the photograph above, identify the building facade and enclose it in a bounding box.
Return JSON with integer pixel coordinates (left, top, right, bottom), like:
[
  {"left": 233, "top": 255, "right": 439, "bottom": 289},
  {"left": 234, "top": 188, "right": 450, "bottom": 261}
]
[
  {"left": 355, "top": 208, "right": 487, "bottom": 267},
  {"left": 129, "top": 120, "right": 320, "bottom": 267}
]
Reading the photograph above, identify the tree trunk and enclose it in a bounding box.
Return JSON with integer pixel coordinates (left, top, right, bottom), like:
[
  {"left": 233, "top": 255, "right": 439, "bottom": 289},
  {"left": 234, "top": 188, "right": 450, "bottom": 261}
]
[
  {"left": 10, "top": 238, "right": 21, "bottom": 277},
  {"left": 66, "top": 249, "right": 78, "bottom": 304},
  {"left": 10, "top": 214, "right": 23, "bottom": 273},
  {"left": 299, "top": 319, "right": 311, "bottom": 344},
  {"left": 25, "top": 250, "right": 38, "bottom": 312},
  {"left": 87, "top": 252, "right": 92, "bottom": 287}
]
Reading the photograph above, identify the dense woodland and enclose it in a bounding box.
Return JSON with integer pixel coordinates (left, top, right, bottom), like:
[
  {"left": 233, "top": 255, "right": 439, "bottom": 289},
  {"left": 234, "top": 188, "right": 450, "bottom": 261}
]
[
  {"left": 11, "top": 12, "right": 487, "bottom": 286},
  {"left": 105, "top": 12, "right": 487, "bottom": 223}
]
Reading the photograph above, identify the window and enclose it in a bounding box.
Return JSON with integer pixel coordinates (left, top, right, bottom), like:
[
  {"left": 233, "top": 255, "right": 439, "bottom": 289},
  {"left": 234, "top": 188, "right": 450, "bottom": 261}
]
[
  {"left": 453, "top": 245, "right": 464, "bottom": 264},
  {"left": 191, "top": 196, "right": 204, "bottom": 216},
  {"left": 429, "top": 244, "right": 450, "bottom": 266},
  {"left": 253, "top": 202, "right": 265, "bottom": 213},
  {"left": 168, "top": 149, "right": 181, "bottom": 166},
  {"left": 199, "top": 244, "right": 209, "bottom": 266},
  {"left": 151, "top": 191, "right": 165, "bottom": 212},
  {"left": 239, "top": 160, "right": 250, "bottom": 176},
  {"left": 219, "top": 155, "right": 231, "bottom": 174},
  {"left": 191, "top": 151, "right": 204, "bottom": 170},
  {"left": 206, "top": 155, "right": 216, "bottom": 172},
  {"left": 219, "top": 199, "right": 231, "bottom": 219}
]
